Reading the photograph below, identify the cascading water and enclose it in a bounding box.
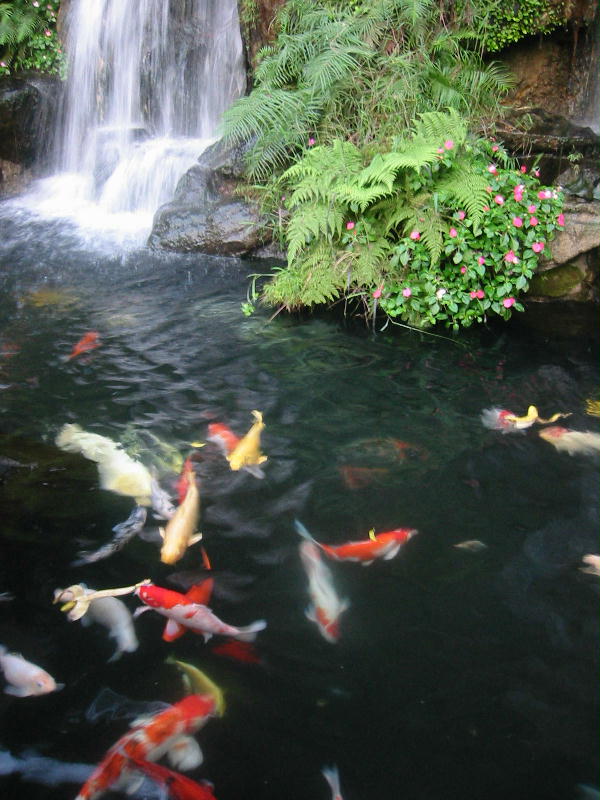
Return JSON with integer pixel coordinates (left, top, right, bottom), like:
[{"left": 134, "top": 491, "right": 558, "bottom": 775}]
[{"left": 15, "top": 0, "right": 246, "bottom": 245}]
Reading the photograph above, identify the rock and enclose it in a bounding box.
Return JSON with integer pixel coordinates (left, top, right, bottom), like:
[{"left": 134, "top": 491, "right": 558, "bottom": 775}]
[
  {"left": 0, "top": 73, "right": 61, "bottom": 166},
  {"left": 547, "top": 198, "right": 600, "bottom": 265},
  {"left": 148, "top": 137, "right": 270, "bottom": 255}
]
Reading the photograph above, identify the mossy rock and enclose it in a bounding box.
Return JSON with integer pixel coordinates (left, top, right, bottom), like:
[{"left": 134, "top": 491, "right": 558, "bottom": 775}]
[{"left": 529, "top": 263, "right": 584, "bottom": 297}]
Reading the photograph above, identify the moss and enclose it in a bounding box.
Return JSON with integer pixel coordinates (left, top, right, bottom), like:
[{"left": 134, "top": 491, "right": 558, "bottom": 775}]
[{"left": 529, "top": 263, "right": 583, "bottom": 296}]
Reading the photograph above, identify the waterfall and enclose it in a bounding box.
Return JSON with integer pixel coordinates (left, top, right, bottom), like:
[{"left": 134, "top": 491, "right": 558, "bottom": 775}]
[{"left": 18, "top": 0, "right": 246, "bottom": 245}]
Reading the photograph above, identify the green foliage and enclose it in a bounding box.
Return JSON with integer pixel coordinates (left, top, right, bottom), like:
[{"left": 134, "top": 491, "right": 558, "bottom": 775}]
[
  {"left": 221, "top": 0, "right": 514, "bottom": 179},
  {"left": 0, "top": 0, "right": 63, "bottom": 76},
  {"left": 483, "top": 0, "right": 567, "bottom": 52},
  {"left": 255, "top": 110, "right": 565, "bottom": 331}
]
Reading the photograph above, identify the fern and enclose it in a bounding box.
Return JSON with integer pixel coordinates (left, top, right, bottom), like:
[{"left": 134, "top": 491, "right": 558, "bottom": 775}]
[{"left": 286, "top": 202, "right": 345, "bottom": 262}]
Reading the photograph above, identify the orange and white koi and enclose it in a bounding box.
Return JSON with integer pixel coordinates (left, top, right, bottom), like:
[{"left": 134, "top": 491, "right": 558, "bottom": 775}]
[
  {"left": 322, "top": 765, "right": 344, "bottom": 800},
  {"left": 127, "top": 756, "right": 217, "bottom": 800},
  {"left": 538, "top": 426, "right": 600, "bottom": 456},
  {"left": 160, "top": 466, "right": 201, "bottom": 565},
  {"left": 134, "top": 582, "right": 266, "bottom": 643},
  {"left": 0, "top": 645, "right": 63, "bottom": 697},
  {"left": 295, "top": 520, "right": 418, "bottom": 566},
  {"left": 74, "top": 693, "right": 217, "bottom": 800},
  {"left": 480, "top": 405, "right": 570, "bottom": 433},
  {"left": 580, "top": 555, "right": 600, "bottom": 576},
  {"left": 299, "top": 541, "right": 349, "bottom": 644},
  {"left": 207, "top": 411, "right": 266, "bottom": 478}
]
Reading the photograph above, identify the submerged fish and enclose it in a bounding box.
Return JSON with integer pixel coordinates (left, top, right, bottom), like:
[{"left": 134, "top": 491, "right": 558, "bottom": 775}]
[
  {"left": 209, "top": 640, "right": 261, "bottom": 665},
  {"left": 580, "top": 554, "right": 600, "bottom": 577},
  {"left": 53, "top": 580, "right": 150, "bottom": 622},
  {"left": 72, "top": 506, "right": 147, "bottom": 566},
  {"left": 160, "top": 466, "right": 202, "bottom": 565},
  {"left": 299, "top": 541, "right": 349, "bottom": 644},
  {"left": 295, "top": 519, "right": 417, "bottom": 566},
  {"left": 74, "top": 587, "right": 138, "bottom": 662},
  {"left": 480, "top": 405, "right": 570, "bottom": 433},
  {"left": 134, "top": 582, "right": 266, "bottom": 643},
  {"left": 538, "top": 426, "right": 600, "bottom": 456},
  {"left": 56, "top": 424, "right": 153, "bottom": 505},
  {"left": 68, "top": 331, "right": 101, "bottom": 360},
  {"left": 151, "top": 474, "right": 177, "bottom": 521},
  {"left": 0, "top": 645, "right": 63, "bottom": 697},
  {"left": 74, "top": 693, "right": 217, "bottom": 800},
  {"left": 585, "top": 399, "right": 600, "bottom": 417},
  {"left": 322, "top": 765, "right": 344, "bottom": 800},
  {"left": 168, "top": 657, "right": 225, "bottom": 716},
  {"left": 127, "top": 757, "right": 217, "bottom": 800},
  {"left": 454, "top": 540, "right": 487, "bottom": 552},
  {"left": 208, "top": 410, "right": 267, "bottom": 478}
]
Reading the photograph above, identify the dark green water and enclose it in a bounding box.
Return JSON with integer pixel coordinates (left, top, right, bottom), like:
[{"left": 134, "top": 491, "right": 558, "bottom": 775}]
[{"left": 0, "top": 209, "right": 598, "bottom": 800}]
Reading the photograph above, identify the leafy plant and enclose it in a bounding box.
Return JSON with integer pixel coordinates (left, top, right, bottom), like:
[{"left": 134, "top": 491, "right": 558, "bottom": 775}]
[
  {"left": 257, "top": 110, "right": 564, "bottom": 330},
  {"left": 0, "top": 0, "right": 63, "bottom": 76}
]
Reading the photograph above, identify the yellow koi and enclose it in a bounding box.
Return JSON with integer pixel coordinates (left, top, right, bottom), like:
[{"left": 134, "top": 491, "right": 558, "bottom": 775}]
[
  {"left": 227, "top": 410, "right": 267, "bottom": 473},
  {"left": 160, "top": 468, "right": 201, "bottom": 565},
  {"left": 168, "top": 657, "right": 226, "bottom": 716}
]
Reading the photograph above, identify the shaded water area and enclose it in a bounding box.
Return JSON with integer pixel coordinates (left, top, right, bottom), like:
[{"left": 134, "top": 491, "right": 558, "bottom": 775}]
[{"left": 0, "top": 208, "right": 598, "bottom": 800}]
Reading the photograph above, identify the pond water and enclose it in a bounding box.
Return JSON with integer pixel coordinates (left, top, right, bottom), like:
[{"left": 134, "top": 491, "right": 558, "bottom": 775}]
[{"left": 0, "top": 207, "right": 598, "bottom": 800}]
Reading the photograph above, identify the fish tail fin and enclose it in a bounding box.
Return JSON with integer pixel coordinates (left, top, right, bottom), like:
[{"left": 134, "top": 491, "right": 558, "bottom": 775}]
[
  {"left": 294, "top": 519, "right": 319, "bottom": 546},
  {"left": 322, "top": 765, "right": 341, "bottom": 796},
  {"left": 251, "top": 410, "right": 263, "bottom": 425},
  {"left": 234, "top": 620, "right": 267, "bottom": 642}
]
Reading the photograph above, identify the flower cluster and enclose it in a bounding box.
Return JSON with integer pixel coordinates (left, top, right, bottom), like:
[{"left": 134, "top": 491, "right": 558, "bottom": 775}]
[
  {"left": 0, "top": 0, "right": 63, "bottom": 76},
  {"left": 378, "top": 140, "right": 564, "bottom": 330}
]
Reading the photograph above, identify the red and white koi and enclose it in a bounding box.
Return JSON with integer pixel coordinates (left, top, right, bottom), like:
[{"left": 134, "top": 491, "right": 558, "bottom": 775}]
[
  {"left": 74, "top": 693, "right": 217, "bottom": 800},
  {"left": 538, "top": 426, "right": 600, "bottom": 456},
  {"left": 295, "top": 520, "right": 418, "bottom": 566},
  {"left": 127, "top": 756, "right": 218, "bottom": 800},
  {"left": 134, "top": 582, "right": 266, "bottom": 643},
  {"left": 322, "top": 765, "right": 344, "bottom": 800},
  {"left": 299, "top": 541, "right": 349, "bottom": 644}
]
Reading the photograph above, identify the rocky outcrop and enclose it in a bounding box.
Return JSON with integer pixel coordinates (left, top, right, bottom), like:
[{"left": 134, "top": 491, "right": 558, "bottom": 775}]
[
  {"left": 147, "top": 137, "right": 268, "bottom": 255},
  {"left": 0, "top": 73, "right": 62, "bottom": 196}
]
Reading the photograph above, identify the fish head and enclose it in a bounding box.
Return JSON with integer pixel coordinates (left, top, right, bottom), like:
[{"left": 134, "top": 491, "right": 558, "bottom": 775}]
[
  {"left": 539, "top": 425, "right": 568, "bottom": 441},
  {"left": 176, "top": 693, "right": 217, "bottom": 729},
  {"left": 30, "top": 671, "right": 61, "bottom": 695}
]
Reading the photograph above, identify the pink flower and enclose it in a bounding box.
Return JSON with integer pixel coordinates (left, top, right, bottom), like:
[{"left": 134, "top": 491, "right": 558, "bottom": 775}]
[
  {"left": 492, "top": 145, "right": 499, "bottom": 152},
  {"left": 505, "top": 250, "right": 519, "bottom": 264},
  {"left": 532, "top": 242, "right": 545, "bottom": 253},
  {"left": 469, "top": 291, "right": 477, "bottom": 299},
  {"left": 512, "top": 217, "right": 523, "bottom": 228},
  {"left": 444, "top": 140, "right": 454, "bottom": 150},
  {"left": 513, "top": 184, "right": 525, "bottom": 201},
  {"left": 520, "top": 165, "right": 527, "bottom": 173},
  {"left": 537, "top": 189, "right": 552, "bottom": 200},
  {"left": 527, "top": 204, "right": 537, "bottom": 213},
  {"left": 402, "top": 287, "right": 412, "bottom": 298},
  {"left": 44, "top": 29, "right": 52, "bottom": 36},
  {"left": 488, "top": 164, "right": 498, "bottom": 175},
  {"left": 0, "top": 62, "right": 6, "bottom": 68},
  {"left": 437, "top": 148, "right": 444, "bottom": 154},
  {"left": 476, "top": 289, "right": 485, "bottom": 299},
  {"left": 529, "top": 216, "right": 539, "bottom": 226},
  {"left": 346, "top": 221, "right": 355, "bottom": 230},
  {"left": 457, "top": 210, "right": 466, "bottom": 220},
  {"left": 449, "top": 227, "right": 458, "bottom": 238},
  {"left": 409, "top": 230, "right": 420, "bottom": 241},
  {"left": 477, "top": 256, "right": 486, "bottom": 265},
  {"left": 483, "top": 205, "right": 490, "bottom": 212},
  {"left": 33, "top": 1, "right": 40, "bottom": 5},
  {"left": 533, "top": 168, "right": 540, "bottom": 177},
  {"left": 494, "top": 195, "right": 504, "bottom": 205},
  {"left": 503, "top": 297, "right": 516, "bottom": 308},
  {"left": 308, "top": 137, "right": 315, "bottom": 146},
  {"left": 557, "top": 213, "right": 565, "bottom": 226},
  {"left": 460, "top": 266, "right": 467, "bottom": 274},
  {"left": 373, "top": 285, "right": 383, "bottom": 299}
]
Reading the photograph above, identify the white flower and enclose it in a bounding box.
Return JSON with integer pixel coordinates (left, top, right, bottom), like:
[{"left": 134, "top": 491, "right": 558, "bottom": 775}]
[{"left": 435, "top": 288, "right": 447, "bottom": 299}]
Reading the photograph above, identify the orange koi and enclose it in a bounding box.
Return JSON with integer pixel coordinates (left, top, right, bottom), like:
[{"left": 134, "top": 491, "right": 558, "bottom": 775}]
[
  {"left": 74, "top": 693, "right": 216, "bottom": 800},
  {"left": 128, "top": 756, "right": 218, "bottom": 799},
  {"left": 209, "top": 640, "right": 261, "bottom": 665},
  {"left": 68, "top": 331, "right": 100, "bottom": 360},
  {"left": 295, "top": 520, "right": 418, "bottom": 566},
  {"left": 206, "top": 423, "right": 240, "bottom": 457}
]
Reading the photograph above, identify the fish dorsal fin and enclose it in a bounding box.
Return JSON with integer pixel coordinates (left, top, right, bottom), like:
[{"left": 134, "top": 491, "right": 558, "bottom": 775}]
[
  {"left": 162, "top": 619, "right": 186, "bottom": 643},
  {"left": 368, "top": 528, "right": 377, "bottom": 541},
  {"left": 184, "top": 579, "right": 212, "bottom": 605}
]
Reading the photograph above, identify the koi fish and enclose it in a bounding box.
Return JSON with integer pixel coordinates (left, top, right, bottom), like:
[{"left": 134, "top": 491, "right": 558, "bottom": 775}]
[
  {"left": 175, "top": 456, "right": 195, "bottom": 504},
  {"left": 480, "top": 405, "right": 570, "bottom": 433},
  {"left": 338, "top": 465, "right": 389, "bottom": 490},
  {"left": 151, "top": 473, "right": 177, "bottom": 521},
  {"left": 207, "top": 411, "right": 267, "bottom": 478},
  {"left": 127, "top": 757, "right": 217, "bottom": 800},
  {"left": 72, "top": 505, "right": 147, "bottom": 566},
  {"left": 134, "top": 582, "right": 266, "bottom": 643},
  {"left": 56, "top": 424, "right": 153, "bottom": 505},
  {"left": 585, "top": 398, "right": 600, "bottom": 417},
  {"left": 74, "top": 693, "right": 217, "bottom": 800},
  {"left": 160, "top": 466, "right": 202, "bottom": 565},
  {"left": 53, "top": 581, "right": 149, "bottom": 622},
  {"left": 538, "top": 426, "right": 600, "bottom": 456},
  {"left": 322, "top": 765, "right": 344, "bottom": 800},
  {"left": 580, "top": 555, "right": 600, "bottom": 576},
  {"left": 68, "top": 331, "right": 100, "bottom": 360},
  {"left": 454, "top": 540, "right": 487, "bottom": 552},
  {"left": 74, "top": 587, "right": 138, "bottom": 662},
  {"left": 0, "top": 645, "right": 63, "bottom": 697},
  {"left": 209, "top": 640, "right": 261, "bottom": 665},
  {"left": 299, "top": 541, "right": 349, "bottom": 643},
  {"left": 295, "top": 520, "right": 418, "bottom": 566},
  {"left": 167, "top": 657, "right": 225, "bottom": 716}
]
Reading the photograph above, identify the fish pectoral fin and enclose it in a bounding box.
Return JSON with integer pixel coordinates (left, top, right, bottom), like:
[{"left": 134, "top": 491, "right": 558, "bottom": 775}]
[
  {"left": 123, "top": 773, "right": 145, "bottom": 795},
  {"left": 4, "top": 685, "right": 32, "bottom": 697},
  {"left": 162, "top": 619, "right": 186, "bottom": 642},
  {"left": 187, "top": 533, "right": 203, "bottom": 546},
  {"left": 158, "top": 527, "right": 165, "bottom": 540},
  {"left": 383, "top": 545, "right": 402, "bottom": 560},
  {"left": 305, "top": 605, "right": 316, "bottom": 623},
  {"left": 133, "top": 606, "right": 151, "bottom": 619},
  {"left": 242, "top": 464, "right": 265, "bottom": 479}
]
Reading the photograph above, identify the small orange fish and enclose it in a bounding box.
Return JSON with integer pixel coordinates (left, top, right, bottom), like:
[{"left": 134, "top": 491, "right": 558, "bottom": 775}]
[
  {"left": 68, "top": 331, "right": 100, "bottom": 360},
  {"left": 210, "top": 640, "right": 262, "bottom": 664},
  {"left": 296, "top": 520, "right": 418, "bottom": 566}
]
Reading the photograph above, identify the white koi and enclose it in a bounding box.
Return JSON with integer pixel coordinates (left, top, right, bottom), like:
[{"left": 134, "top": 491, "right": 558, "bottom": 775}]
[
  {"left": 299, "top": 541, "right": 349, "bottom": 644},
  {"left": 0, "top": 645, "right": 63, "bottom": 697}
]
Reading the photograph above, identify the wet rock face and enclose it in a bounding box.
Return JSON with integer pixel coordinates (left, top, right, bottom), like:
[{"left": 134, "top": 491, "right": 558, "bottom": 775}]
[{"left": 147, "top": 137, "right": 267, "bottom": 255}]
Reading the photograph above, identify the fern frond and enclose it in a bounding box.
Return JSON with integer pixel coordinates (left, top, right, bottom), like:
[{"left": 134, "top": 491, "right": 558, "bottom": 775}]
[
  {"left": 286, "top": 202, "right": 344, "bottom": 262},
  {"left": 435, "top": 156, "right": 490, "bottom": 224},
  {"left": 412, "top": 108, "right": 467, "bottom": 148}
]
